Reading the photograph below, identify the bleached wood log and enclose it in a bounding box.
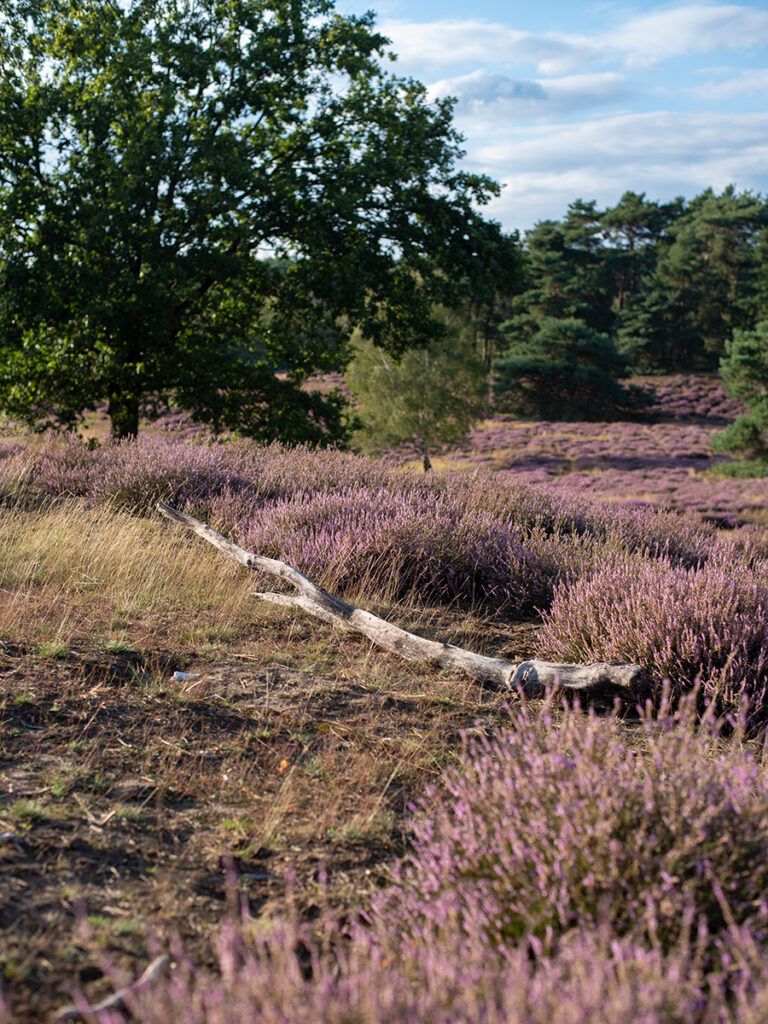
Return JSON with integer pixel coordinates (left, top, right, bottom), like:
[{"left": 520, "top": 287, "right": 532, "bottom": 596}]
[
  {"left": 157, "top": 502, "right": 649, "bottom": 700},
  {"left": 55, "top": 955, "right": 170, "bottom": 1021}
]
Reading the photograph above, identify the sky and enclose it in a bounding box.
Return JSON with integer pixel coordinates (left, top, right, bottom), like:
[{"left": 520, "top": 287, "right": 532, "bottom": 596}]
[{"left": 336, "top": 0, "right": 768, "bottom": 233}]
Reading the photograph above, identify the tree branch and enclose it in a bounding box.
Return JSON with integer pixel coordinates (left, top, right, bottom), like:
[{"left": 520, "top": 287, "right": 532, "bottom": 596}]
[
  {"left": 54, "top": 955, "right": 170, "bottom": 1022},
  {"left": 157, "top": 502, "right": 650, "bottom": 700}
]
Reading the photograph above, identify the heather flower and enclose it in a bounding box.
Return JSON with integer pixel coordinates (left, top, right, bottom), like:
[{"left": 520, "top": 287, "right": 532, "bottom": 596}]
[
  {"left": 376, "top": 700, "right": 768, "bottom": 958},
  {"left": 238, "top": 486, "right": 548, "bottom": 611},
  {"left": 89, "top": 702, "right": 768, "bottom": 1023},
  {"left": 96, "top": 916, "right": 725, "bottom": 1024},
  {"left": 26, "top": 435, "right": 397, "bottom": 514},
  {"left": 9, "top": 434, "right": 760, "bottom": 621},
  {"left": 536, "top": 552, "right": 768, "bottom": 709}
]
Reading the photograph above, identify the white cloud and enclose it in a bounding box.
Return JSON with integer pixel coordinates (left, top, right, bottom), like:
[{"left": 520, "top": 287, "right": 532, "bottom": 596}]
[
  {"left": 473, "top": 110, "right": 768, "bottom": 173},
  {"left": 691, "top": 67, "right": 768, "bottom": 98},
  {"left": 380, "top": 4, "right": 768, "bottom": 77},
  {"left": 379, "top": 18, "right": 606, "bottom": 75},
  {"left": 464, "top": 111, "right": 768, "bottom": 229},
  {"left": 429, "top": 72, "right": 547, "bottom": 107},
  {"left": 542, "top": 73, "right": 630, "bottom": 108},
  {"left": 429, "top": 70, "right": 630, "bottom": 120},
  {"left": 608, "top": 5, "right": 768, "bottom": 68},
  {"left": 374, "top": 5, "right": 768, "bottom": 230}
]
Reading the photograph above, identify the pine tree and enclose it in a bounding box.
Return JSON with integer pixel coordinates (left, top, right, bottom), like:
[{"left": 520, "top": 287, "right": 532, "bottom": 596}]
[
  {"left": 492, "top": 317, "right": 648, "bottom": 421},
  {"left": 712, "top": 321, "right": 768, "bottom": 468},
  {"left": 618, "top": 188, "right": 767, "bottom": 372}
]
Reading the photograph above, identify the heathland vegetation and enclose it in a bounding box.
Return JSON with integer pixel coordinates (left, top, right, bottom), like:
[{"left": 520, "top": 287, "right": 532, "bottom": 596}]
[
  {"left": 4, "top": 2, "right": 768, "bottom": 1022},
  {"left": 4, "top": 416, "right": 768, "bottom": 1021}
]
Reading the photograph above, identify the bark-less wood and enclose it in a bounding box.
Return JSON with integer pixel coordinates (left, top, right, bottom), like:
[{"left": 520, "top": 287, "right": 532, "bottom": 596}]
[
  {"left": 157, "top": 502, "right": 650, "bottom": 700},
  {"left": 55, "top": 955, "right": 170, "bottom": 1021}
]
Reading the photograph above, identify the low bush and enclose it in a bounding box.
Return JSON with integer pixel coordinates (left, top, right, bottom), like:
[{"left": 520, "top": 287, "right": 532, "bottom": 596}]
[
  {"left": 536, "top": 554, "right": 768, "bottom": 709},
  {"left": 26, "top": 435, "right": 391, "bottom": 513},
  {"left": 377, "top": 700, "right": 768, "bottom": 958},
  {"left": 238, "top": 486, "right": 548, "bottom": 611}
]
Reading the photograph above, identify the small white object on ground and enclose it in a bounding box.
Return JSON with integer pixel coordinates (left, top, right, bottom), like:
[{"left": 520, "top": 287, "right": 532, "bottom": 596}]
[{"left": 172, "top": 671, "right": 201, "bottom": 681}]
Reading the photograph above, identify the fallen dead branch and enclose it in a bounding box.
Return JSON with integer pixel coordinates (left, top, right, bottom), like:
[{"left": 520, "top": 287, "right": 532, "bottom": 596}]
[
  {"left": 54, "top": 954, "right": 170, "bottom": 1021},
  {"left": 157, "top": 502, "right": 649, "bottom": 701}
]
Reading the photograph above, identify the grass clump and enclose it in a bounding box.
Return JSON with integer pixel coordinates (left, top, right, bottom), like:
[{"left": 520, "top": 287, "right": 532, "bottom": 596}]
[{"left": 0, "top": 500, "right": 257, "bottom": 650}]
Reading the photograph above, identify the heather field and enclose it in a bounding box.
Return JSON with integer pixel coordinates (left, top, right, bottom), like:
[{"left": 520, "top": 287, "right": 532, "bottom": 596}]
[
  {"left": 3, "top": 394, "right": 768, "bottom": 1022},
  {"left": 422, "top": 375, "right": 768, "bottom": 528}
]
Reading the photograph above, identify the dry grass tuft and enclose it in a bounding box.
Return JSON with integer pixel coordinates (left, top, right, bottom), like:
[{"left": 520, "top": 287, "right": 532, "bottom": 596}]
[{"left": 0, "top": 501, "right": 258, "bottom": 651}]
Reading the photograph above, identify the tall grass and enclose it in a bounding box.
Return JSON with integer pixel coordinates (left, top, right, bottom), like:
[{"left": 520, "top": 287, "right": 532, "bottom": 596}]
[{"left": 0, "top": 501, "right": 256, "bottom": 648}]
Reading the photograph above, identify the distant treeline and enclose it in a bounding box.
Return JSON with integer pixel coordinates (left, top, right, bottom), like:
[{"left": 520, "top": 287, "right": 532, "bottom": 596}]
[{"left": 497, "top": 186, "right": 767, "bottom": 375}]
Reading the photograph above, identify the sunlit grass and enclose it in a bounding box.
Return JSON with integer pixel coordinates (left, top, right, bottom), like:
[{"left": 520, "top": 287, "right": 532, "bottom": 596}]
[{"left": 0, "top": 500, "right": 256, "bottom": 650}]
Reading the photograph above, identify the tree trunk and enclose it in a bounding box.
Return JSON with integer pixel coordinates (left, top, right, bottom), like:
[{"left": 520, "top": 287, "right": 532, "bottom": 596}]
[
  {"left": 108, "top": 393, "right": 140, "bottom": 439},
  {"left": 419, "top": 439, "right": 432, "bottom": 473},
  {"left": 157, "top": 502, "right": 650, "bottom": 702}
]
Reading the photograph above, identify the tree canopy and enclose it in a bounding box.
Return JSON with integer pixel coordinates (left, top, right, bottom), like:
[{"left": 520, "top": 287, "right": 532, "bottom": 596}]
[
  {"left": 507, "top": 187, "right": 768, "bottom": 377},
  {"left": 346, "top": 330, "right": 488, "bottom": 471},
  {"left": 0, "top": 0, "right": 507, "bottom": 439},
  {"left": 492, "top": 316, "right": 646, "bottom": 421},
  {"left": 712, "top": 320, "right": 768, "bottom": 468}
]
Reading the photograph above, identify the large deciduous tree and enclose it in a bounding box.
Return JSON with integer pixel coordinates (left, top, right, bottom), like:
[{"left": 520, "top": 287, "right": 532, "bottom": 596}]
[{"left": 0, "top": 0, "right": 504, "bottom": 440}]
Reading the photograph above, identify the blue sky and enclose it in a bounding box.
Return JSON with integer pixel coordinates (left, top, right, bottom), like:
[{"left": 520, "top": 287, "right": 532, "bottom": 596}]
[{"left": 338, "top": 1, "right": 768, "bottom": 232}]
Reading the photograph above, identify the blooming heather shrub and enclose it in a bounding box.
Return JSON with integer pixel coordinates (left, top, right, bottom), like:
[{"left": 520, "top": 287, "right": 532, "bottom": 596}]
[
  {"left": 537, "top": 554, "right": 768, "bottom": 708},
  {"left": 594, "top": 504, "right": 716, "bottom": 568},
  {"left": 15, "top": 434, "right": 744, "bottom": 613},
  {"left": 394, "top": 472, "right": 718, "bottom": 572},
  {"left": 29, "top": 435, "right": 398, "bottom": 514},
  {"left": 93, "top": 706, "right": 768, "bottom": 1023},
  {"left": 101, "top": 919, "right": 724, "bottom": 1024},
  {"left": 0, "top": 440, "right": 24, "bottom": 461},
  {"left": 454, "top": 474, "right": 592, "bottom": 538},
  {"left": 238, "top": 487, "right": 548, "bottom": 611},
  {"left": 520, "top": 526, "right": 601, "bottom": 590},
  {"left": 522, "top": 505, "right": 717, "bottom": 588},
  {"left": 21, "top": 434, "right": 645, "bottom": 534},
  {"left": 459, "top": 406, "right": 768, "bottom": 525},
  {"left": 32, "top": 434, "right": 253, "bottom": 509},
  {"left": 375, "top": 702, "right": 768, "bottom": 960}
]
